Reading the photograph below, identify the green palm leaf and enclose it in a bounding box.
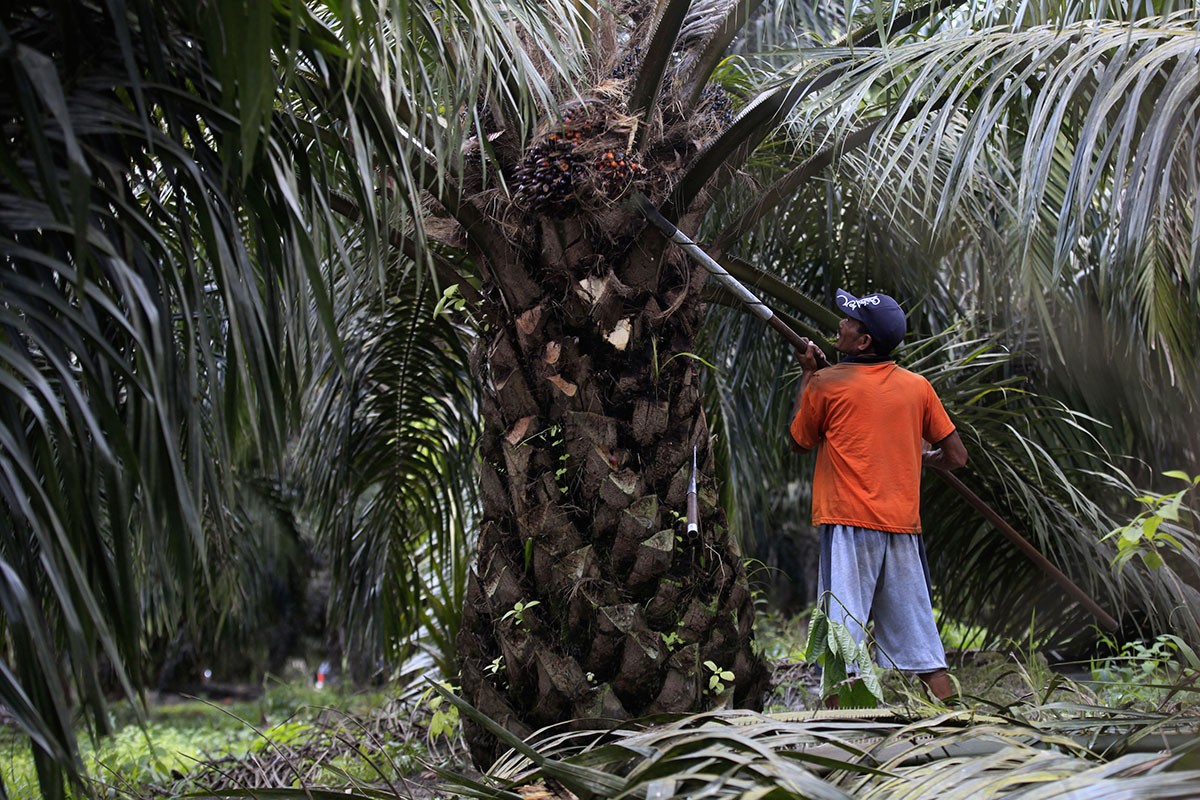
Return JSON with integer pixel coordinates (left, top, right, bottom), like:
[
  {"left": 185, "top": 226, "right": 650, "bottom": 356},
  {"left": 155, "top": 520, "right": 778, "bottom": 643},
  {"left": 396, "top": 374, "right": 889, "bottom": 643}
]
[
  {"left": 297, "top": 269, "right": 477, "bottom": 680},
  {"left": 0, "top": 1, "right": 474, "bottom": 794},
  {"left": 628, "top": 0, "right": 694, "bottom": 125}
]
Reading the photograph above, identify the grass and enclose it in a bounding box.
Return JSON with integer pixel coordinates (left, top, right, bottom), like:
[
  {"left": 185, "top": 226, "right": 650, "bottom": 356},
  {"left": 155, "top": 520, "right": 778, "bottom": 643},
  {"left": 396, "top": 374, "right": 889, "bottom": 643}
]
[
  {"left": 0, "top": 679, "right": 457, "bottom": 800},
  {"left": 758, "top": 608, "right": 1200, "bottom": 715}
]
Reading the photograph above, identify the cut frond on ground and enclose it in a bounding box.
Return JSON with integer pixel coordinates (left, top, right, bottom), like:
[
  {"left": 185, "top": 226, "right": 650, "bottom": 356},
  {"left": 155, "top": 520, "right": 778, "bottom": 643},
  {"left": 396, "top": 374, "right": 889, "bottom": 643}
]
[{"left": 450, "top": 704, "right": 1200, "bottom": 800}]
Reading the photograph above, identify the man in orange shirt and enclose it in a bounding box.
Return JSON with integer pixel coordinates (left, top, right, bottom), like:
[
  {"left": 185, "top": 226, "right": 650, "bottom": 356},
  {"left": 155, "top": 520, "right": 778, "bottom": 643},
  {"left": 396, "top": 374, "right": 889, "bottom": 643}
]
[{"left": 789, "top": 289, "right": 968, "bottom": 703}]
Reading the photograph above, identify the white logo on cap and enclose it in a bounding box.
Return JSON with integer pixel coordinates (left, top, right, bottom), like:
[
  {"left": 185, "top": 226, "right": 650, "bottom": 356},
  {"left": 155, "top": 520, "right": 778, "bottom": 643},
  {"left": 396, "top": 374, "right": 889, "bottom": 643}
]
[{"left": 841, "top": 295, "right": 882, "bottom": 310}]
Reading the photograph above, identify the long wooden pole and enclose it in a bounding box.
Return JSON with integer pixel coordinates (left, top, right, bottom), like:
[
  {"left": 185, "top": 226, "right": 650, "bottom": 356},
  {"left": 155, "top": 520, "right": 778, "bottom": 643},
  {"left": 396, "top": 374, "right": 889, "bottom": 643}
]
[
  {"left": 631, "top": 193, "right": 1119, "bottom": 632},
  {"left": 935, "top": 470, "right": 1117, "bottom": 630}
]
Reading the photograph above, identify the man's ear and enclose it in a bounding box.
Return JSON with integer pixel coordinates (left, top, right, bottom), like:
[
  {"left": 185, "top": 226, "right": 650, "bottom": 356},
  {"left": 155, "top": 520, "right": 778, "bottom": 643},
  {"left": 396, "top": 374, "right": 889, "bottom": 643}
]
[{"left": 859, "top": 332, "right": 873, "bottom": 355}]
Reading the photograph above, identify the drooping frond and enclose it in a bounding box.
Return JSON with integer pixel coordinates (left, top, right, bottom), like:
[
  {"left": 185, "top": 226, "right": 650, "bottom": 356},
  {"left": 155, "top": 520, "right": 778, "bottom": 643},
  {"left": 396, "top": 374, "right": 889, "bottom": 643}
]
[
  {"left": 0, "top": 2, "right": 488, "bottom": 794},
  {"left": 297, "top": 266, "right": 477, "bottom": 680},
  {"left": 811, "top": 10, "right": 1200, "bottom": 365}
]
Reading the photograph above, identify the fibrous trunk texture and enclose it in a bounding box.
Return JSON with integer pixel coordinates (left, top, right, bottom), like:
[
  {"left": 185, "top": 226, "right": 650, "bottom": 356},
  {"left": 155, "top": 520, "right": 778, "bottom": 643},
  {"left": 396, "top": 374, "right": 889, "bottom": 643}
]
[{"left": 458, "top": 208, "right": 768, "bottom": 766}]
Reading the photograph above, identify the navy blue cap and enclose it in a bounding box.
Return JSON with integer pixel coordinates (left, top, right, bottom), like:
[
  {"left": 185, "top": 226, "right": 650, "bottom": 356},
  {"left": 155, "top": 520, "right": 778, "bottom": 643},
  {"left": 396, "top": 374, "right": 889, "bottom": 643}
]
[{"left": 836, "top": 288, "right": 906, "bottom": 352}]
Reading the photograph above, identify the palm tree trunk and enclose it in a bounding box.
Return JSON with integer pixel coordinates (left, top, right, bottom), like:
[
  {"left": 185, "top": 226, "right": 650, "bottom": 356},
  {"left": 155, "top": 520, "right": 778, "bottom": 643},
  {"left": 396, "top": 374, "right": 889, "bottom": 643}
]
[{"left": 458, "top": 215, "right": 767, "bottom": 765}]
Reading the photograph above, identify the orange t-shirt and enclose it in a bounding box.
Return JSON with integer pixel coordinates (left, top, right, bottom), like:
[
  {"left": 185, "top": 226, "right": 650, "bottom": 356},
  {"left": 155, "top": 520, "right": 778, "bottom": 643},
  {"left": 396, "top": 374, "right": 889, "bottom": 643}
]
[{"left": 789, "top": 361, "right": 956, "bottom": 533}]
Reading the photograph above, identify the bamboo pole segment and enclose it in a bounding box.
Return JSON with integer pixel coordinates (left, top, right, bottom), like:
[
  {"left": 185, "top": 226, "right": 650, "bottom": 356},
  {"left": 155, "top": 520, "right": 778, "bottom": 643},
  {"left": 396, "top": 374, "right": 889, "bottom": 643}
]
[
  {"left": 632, "top": 193, "right": 816, "bottom": 355},
  {"left": 687, "top": 446, "right": 700, "bottom": 537}
]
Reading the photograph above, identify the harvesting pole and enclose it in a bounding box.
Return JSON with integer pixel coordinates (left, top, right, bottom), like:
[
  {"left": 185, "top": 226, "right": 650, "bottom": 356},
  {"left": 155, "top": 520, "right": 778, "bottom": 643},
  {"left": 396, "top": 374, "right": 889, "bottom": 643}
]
[
  {"left": 629, "top": 192, "right": 1119, "bottom": 632},
  {"left": 630, "top": 194, "right": 826, "bottom": 362}
]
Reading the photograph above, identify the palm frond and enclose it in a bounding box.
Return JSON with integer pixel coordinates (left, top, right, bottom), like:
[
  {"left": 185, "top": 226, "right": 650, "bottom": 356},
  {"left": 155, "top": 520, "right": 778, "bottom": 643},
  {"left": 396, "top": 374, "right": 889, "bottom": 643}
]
[
  {"left": 808, "top": 10, "right": 1200, "bottom": 370},
  {"left": 628, "top": 0, "right": 694, "bottom": 126},
  {"left": 712, "top": 113, "right": 890, "bottom": 252},
  {"left": 0, "top": 2, "right": 457, "bottom": 794},
  {"left": 297, "top": 265, "right": 477, "bottom": 680},
  {"left": 666, "top": 0, "right": 976, "bottom": 220},
  {"left": 665, "top": 63, "right": 847, "bottom": 219},
  {"left": 681, "top": 0, "right": 766, "bottom": 105},
  {"left": 448, "top": 706, "right": 1200, "bottom": 799}
]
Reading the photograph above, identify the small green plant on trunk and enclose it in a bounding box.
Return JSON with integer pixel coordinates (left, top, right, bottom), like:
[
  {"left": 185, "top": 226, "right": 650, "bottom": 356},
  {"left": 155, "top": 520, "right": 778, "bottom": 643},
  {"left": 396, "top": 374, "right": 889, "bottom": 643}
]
[
  {"left": 501, "top": 600, "right": 541, "bottom": 628},
  {"left": 704, "top": 660, "right": 735, "bottom": 696}
]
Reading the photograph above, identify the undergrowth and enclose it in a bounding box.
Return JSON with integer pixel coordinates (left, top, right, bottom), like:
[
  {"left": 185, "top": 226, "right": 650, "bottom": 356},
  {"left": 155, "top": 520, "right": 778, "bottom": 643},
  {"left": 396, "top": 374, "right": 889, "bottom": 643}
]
[
  {"left": 0, "top": 680, "right": 458, "bottom": 800},
  {"left": 4, "top": 613, "right": 1199, "bottom": 799}
]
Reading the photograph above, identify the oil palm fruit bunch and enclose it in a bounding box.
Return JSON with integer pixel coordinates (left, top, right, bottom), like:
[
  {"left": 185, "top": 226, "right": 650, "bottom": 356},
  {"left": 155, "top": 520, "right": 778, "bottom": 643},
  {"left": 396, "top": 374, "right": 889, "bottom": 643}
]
[
  {"left": 593, "top": 147, "right": 645, "bottom": 199},
  {"left": 609, "top": 46, "right": 642, "bottom": 80},
  {"left": 512, "top": 128, "right": 588, "bottom": 216},
  {"left": 699, "top": 85, "right": 736, "bottom": 128},
  {"left": 513, "top": 108, "right": 644, "bottom": 215}
]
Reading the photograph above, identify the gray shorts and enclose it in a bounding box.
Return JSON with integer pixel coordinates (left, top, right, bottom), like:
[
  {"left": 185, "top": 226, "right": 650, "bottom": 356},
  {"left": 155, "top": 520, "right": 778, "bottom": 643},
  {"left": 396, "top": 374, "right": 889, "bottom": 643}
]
[{"left": 817, "top": 524, "right": 947, "bottom": 673}]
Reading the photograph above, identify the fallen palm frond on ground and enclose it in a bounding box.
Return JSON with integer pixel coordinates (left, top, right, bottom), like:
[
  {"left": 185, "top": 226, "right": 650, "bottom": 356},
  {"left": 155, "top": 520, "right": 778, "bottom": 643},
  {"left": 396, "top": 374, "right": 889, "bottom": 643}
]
[{"left": 441, "top": 687, "right": 1200, "bottom": 800}]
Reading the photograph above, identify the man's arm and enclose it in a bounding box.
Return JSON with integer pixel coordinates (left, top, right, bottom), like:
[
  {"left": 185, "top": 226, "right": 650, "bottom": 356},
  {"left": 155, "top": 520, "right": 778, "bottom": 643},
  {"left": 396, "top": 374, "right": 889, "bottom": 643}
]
[
  {"left": 787, "top": 342, "right": 825, "bottom": 454},
  {"left": 923, "top": 430, "right": 968, "bottom": 470}
]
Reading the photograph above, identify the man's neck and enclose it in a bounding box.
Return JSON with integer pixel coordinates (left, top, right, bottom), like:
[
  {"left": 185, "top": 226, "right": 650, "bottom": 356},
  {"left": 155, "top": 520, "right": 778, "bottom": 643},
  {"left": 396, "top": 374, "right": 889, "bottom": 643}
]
[{"left": 841, "top": 353, "right": 893, "bottom": 364}]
